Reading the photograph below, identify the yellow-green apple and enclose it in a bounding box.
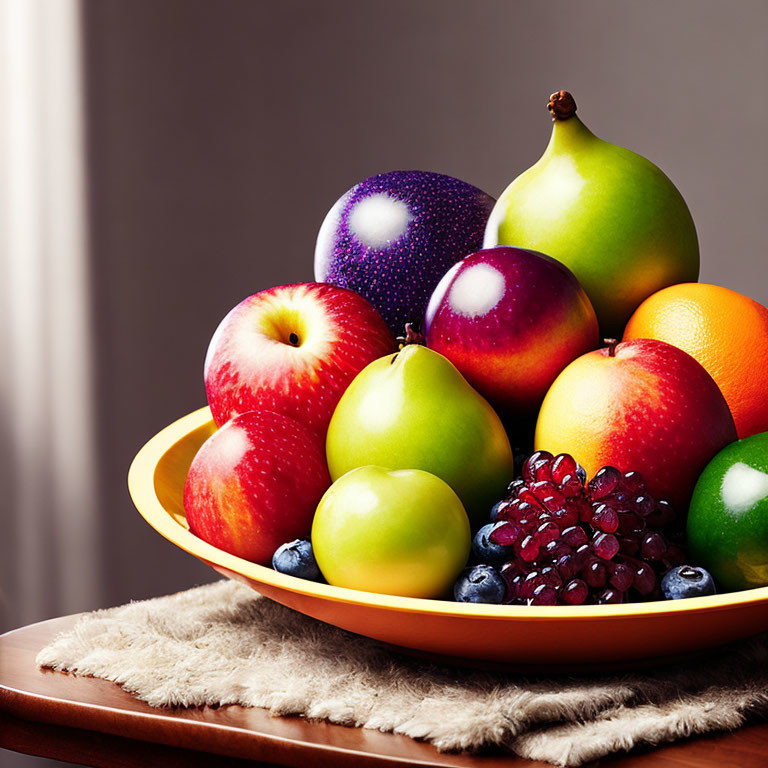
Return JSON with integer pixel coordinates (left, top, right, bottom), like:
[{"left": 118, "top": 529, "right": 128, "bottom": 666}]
[
  {"left": 204, "top": 283, "right": 395, "bottom": 434},
  {"left": 535, "top": 339, "right": 737, "bottom": 510},
  {"left": 326, "top": 344, "right": 514, "bottom": 526},
  {"left": 424, "top": 246, "right": 598, "bottom": 418},
  {"left": 311, "top": 466, "right": 471, "bottom": 597},
  {"left": 184, "top": 410, "right": 331, "bottom": 564}
]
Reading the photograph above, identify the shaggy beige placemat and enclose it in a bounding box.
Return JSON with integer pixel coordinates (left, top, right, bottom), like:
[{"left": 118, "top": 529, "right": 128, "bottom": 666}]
[{"left": 36, "top": 581, "right": 768, "bottom": 766}]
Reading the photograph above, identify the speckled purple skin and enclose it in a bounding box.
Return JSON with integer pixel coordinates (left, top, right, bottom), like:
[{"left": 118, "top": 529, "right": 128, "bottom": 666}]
[{"left": 314, "top": 171, "right": 495, "bottom": 335}]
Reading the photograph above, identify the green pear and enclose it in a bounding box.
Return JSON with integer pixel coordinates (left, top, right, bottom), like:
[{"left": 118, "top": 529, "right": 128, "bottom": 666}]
[
  {"left": 484, "top": 90, "right": 699, "bottom": 334},
  {"left": 326, "top": 344, "right": 514, "bottom": 526}
]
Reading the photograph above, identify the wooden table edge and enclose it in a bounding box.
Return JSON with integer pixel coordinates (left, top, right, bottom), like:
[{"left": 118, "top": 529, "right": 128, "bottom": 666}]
[
  {"left": 0, "top": 684, "right": 463, "bottom": 768},
  {"left": 0, "top": 616, "right": 533, "bottom": 768},
  {"left": 2, "top": 614, "right": 768, "bottom": 768}
]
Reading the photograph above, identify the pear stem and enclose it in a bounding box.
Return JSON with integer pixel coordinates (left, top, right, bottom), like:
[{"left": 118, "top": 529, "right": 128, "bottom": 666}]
[
  {"left": 396, "top": 322, "right": 425, "bottom": 350},
  {"left": 548, "top": 90, "right": 577, "bottom": 121},
  {"left": 604, "top": 338, "right": 618, "bottom": 357}
]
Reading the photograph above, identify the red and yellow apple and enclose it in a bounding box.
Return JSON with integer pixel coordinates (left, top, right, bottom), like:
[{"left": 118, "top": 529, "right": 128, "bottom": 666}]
[
  {"left": 204, "top": 282, "right": 394, "bottom": 434},
  {"left": 184, "top": 410, "right": 331, "bottom": 564},
  {"left": 424, "top": 247, "right": 598, "bottom": 418},
  {"left": 534, "top": 339, "right": 737, "bottom": 509}
]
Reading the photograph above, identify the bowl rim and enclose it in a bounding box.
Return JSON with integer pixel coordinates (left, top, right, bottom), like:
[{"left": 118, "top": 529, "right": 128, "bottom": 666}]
[{"left": 128, "top": 405, "right": 768, "bottom": 621}]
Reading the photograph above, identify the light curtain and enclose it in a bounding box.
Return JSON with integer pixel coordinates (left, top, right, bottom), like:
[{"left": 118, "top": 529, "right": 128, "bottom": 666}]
[{"left": 0, "top": 0, "right": 99, "bottom": 630}]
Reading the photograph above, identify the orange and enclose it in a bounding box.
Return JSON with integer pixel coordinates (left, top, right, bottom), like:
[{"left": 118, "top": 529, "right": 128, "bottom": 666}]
[{"left": 623, "top": 283, "right": 768, "bottom": 438}]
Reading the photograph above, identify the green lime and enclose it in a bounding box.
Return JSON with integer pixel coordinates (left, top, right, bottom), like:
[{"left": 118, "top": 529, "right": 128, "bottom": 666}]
[{"left": 688, "top": 431, "right": 768, "bottom": 591}]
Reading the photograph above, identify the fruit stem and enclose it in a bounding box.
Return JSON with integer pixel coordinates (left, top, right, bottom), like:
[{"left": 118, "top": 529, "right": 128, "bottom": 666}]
[
  {"left": 604, "top": 338, "right": 618, "bottom": 357},
  {"left": 396, "top": 322, "right": 425, "bottom": 350},
  {"left": 548, "top": 90, "right": 577, "bottom": 121}
]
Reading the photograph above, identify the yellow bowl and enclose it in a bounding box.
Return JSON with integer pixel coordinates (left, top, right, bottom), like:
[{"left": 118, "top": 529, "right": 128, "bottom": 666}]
[{"left": 129, "top": 406, "right": 768, "bottom": 669}]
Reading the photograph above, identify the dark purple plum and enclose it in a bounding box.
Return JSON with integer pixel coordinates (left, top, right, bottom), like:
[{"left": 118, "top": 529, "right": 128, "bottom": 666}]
[{"left": 314, "top": 171, "right": 494, "bottom": 334}]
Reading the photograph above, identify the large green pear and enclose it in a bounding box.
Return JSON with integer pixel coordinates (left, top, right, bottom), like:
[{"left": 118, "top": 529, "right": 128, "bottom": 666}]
[
  {"left": 326, "top": 345, "right": 514, "bottom": 526},
  {"left": 484, "top": 90, "right": 699, "bottom": 334}
]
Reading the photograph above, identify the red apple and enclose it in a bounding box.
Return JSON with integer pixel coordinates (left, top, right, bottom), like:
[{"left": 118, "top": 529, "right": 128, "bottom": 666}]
[
  {"left": 204, "top": 283, "right": 395, "bottom": 434},
  {"left": 184, "top": 410, "right": 331, "bottom": 564},
  {"left": 424, "top": 247, "right": 598, "bottom": 418},
  {"left": 535, "top": 338, "right": 738, "bottom": 510}
]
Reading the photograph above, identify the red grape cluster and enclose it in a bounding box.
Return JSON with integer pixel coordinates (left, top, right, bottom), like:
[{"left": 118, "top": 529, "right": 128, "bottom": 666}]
[{"left": 489, "top": 451, "right": 685, "bottom": 605}]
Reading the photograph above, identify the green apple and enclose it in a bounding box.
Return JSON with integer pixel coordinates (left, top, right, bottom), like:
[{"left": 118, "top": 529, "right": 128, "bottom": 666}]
[
  {"left": 311, "top": 466, "right": 470, "bottom": 598},
  {"left": 325, "top": 344, "right": 515, "bottom": 526},
  {"left": 688, "top": 431, "right": 768, "bottom": 591}
]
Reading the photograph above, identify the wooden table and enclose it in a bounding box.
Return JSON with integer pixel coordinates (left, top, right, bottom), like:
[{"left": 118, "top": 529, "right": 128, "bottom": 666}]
[{"left": 1, "top": 615, "right": 767, "bottom": 768}]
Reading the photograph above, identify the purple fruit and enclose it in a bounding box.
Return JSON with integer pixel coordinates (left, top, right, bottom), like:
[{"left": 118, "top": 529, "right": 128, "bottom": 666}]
[
  {"left": 314, "top": 171, "right": 495, "bottom": 334},
  {"left": 424, "top": 247, "right": 598, "bottom": 417}
]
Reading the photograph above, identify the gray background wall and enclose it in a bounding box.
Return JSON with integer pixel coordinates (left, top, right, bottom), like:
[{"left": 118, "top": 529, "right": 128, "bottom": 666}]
[{"left": 5, "top": 0, "right": 767, "bottom": 765}]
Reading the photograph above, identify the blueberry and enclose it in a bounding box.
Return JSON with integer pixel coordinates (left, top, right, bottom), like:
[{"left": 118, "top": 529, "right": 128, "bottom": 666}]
[
  {"left": 489, "top": 501, "right": 503, "bottom": 522},
  {"left": 272, "top": 539, "right": 322, "bottom": 581},
  {"left": 454, "top": 565, "right": 506, "bottom": 603},
  {"left": 661, "top": 565, "right": 716, "bottom": 600},
  {"left": 472, "top": 523, "right": 511, "bottom": 566}
]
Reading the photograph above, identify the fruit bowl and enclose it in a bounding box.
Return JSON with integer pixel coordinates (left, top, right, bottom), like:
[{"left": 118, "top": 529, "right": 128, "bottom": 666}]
[{"left": 129, "top": 407, "right": 768, "bottom": 669}]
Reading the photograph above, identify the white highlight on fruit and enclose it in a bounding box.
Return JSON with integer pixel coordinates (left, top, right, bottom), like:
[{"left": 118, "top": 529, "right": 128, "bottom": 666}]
[
  {"left": 214, "top": 423, "right": 250, "bottom": 469},
  {"left": 425, "top": 261, "right": 461, "bottom": 327},
  {"left": 721, "top": 462, "right": 768, "bottom": 515},
  {"left": 204, "top": 310, "right": 231, "bottom": 381},
  {"left": 539, "top": 155, "right": 587, "bottom": 211},
  {"left": 483, "top": 156, "right": 586, "bottom": 249},
  {"left": 448, "top": 263, "right": 506, "bottom": 317},
  {"left": 314, "top": 195, "right": 346, "bottom": 280},
  {"left": 347, "top": 193, "right": 413, "bottom": 249}
]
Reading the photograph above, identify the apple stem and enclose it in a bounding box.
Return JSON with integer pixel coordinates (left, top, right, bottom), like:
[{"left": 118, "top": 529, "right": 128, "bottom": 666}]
[
  {"left": 396, "top": 322, "right": 425, "bottom": 350},
  {"left": 548, "top": 90, "right": 577, "bottom": 121},
  {"left": 604, "top": 338, "right": 618, "bottom": 357}
]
